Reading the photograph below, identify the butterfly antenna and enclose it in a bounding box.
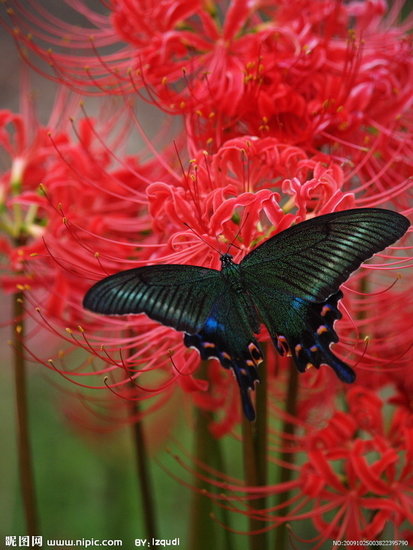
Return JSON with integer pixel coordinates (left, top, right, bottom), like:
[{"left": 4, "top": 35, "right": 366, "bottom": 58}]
[
  {"left": 182, "top": 222, "right": 222, "bottom": 255},
  {"left": 225, "top": 212, "right": 250, "bottom": 254}
]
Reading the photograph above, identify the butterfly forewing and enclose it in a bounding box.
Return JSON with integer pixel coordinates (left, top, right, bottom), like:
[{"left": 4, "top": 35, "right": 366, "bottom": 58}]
[
  {"left": 83, "top": 264, "right": 224, "bottom": 333},
  {"left": 240, "top": 208, "right": 410, "bottom": 302}
]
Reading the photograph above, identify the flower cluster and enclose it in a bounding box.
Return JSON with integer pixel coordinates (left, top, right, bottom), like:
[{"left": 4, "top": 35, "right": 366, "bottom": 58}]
[
  {"left": 2, "top": 0, "right": 413, "bottom": 543},
  {"left": 190, "top": 386, "right": 413, "bottom": 546}
]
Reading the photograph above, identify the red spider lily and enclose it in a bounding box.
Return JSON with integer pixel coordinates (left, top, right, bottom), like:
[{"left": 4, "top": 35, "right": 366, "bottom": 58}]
[
  {"left": 2, "top": 80, "right": 411, "bottom": 432},
  {"left": 295, "top": 387, "right": 413, "bottom": 543},
  {"left": 4, "top": 1, "right": 413, "bottom": 156},
  {"left": 0, "top": 98, "right": 233, "bottom": 433},
  {"left": 148, "top": 136, "right": 356, "bottom": 243},
  {"left": 2, "top": 115, "right": 162, "bottom": 293},
  {"left": 0, "top": 89, "right": 78, "bottom": 291},
  {"left": 58, "top": 136, "right": 351, "bottom": 427},
  {"left": 26, "top": 133, "right": 410, "bottom": 433},
  {"left": 3, "top": 3, "right": 413, "bottom": 549},
  {"left": 170, "top": 385, "right": 413, "bottom": 545}
]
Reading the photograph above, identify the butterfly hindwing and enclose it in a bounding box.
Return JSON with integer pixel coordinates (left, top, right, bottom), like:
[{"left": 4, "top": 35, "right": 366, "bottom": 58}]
[
  {"left": 184, "top": 291, "right": 263, "bottom": 421},
  {"left": 241, "top": 208, "right": 410, "bottom": 302},
  {"left": 83, "top": 264, "right": 225, "bottom": 333},
  {"left": 249, "top": 287, "right": 355, "bottom": 382}
]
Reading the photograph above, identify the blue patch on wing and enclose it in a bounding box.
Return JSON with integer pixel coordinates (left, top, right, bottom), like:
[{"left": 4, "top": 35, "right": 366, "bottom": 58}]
[{"left": 183, "top": 314, "right": 263, "bottom": 421}]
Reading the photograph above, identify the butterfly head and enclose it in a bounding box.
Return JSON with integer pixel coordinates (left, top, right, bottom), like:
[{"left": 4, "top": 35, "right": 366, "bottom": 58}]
[{"left": 220, "top": 253, "right": 234, "bottom": 268}]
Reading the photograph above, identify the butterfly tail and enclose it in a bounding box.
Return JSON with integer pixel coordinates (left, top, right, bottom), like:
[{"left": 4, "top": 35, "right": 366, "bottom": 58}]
[
  {"left": 312, "top": 291, "right": 356, "bottom": 383},
  {"left": 314, "top": 337, "right": 355, "bottom": 383},
  {"left": 232, "top": 361, "right": 260, "bottom": 421}
]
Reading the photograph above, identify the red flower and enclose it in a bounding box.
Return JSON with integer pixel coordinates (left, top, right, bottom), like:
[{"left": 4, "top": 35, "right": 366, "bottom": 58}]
[
  {"left": 6, "top": 0, "right": 413, "bottom": 158},
  {"left": 0, "top": 99, "right": 72, "bottom": 291},
  {"left": 3, "top": 4, "right": 413, "bottom": 549},
  {"left": 295, "top": 387, "right": 413, "bottom": 543},
  {"left": 188, "top": 386, "right": 413, "bottom": 544},
  {"left": 0, "top": 97, "right": 189, "bottom": 429},
  {"left": 31, "top": 133, "right": 409, "bottom": 432}
]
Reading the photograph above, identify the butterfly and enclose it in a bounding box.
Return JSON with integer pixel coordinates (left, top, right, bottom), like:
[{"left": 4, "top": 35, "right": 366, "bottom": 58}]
[{"left": 83, "top": 208, "right": 410, "bottom": 421}]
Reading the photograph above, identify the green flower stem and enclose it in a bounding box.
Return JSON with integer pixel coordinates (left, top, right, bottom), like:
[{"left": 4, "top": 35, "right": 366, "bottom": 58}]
[
  {"left": 13, "top": 285, "right": 39, "bottom": 536},
  {"left": 189, "top": 402, "right": 219, "bottom": 550},
  {"left": 273, "top": 365, "right": 299, "bottom": 550},
  {"left": 189, "top": 360, "right": 236, "bottom": 550},
  {"left": 127, "top": 328, "right": 158, "bottom": 538},
  {"left": 242, "top": 361, "right": 268, "bottom": 550},
  {"left": 130, "top": 403, "right": 158, "bottom": 539}
]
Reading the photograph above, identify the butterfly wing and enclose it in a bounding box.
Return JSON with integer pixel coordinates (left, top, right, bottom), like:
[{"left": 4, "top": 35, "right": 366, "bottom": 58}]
[
  {"left": 83, "top": 264, "right": 225, "bottom": 333},
  {"left": 184, "top": 291, "right": 263, "bottom": 421},
  {"left": 241, "top": 208, "right": 410, "bottom": 380},
  {"left": 241, "top": 208, "right": 410, "bottom": 302},
  {"left": 247, "top": 287, "right": 355, "bottom": 382},
  {"left": 84, "top": 263, "right": 263, "bottom": 420}
]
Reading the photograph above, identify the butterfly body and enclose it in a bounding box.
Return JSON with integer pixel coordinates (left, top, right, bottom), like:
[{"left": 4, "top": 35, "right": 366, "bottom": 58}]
[
  {"left": 83, "top": 208, "right": 410, "bottom": 420},
  {"left": 184, "top": 255, "right": 263, "bottom": 419}
]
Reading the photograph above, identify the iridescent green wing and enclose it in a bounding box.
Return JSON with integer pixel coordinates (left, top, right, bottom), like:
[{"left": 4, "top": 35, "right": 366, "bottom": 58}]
[
  {"left": 83, "top": 264, "right": 225, "bottom": 333},
  {"left": 241, "top": 208, "right": 409, "bottom": 302},
  {"left": 240, "top": 208, "right": 410, "bottom": 381},
  {"left": 84, "top": 263, "right": 263, "bottom": 420}
]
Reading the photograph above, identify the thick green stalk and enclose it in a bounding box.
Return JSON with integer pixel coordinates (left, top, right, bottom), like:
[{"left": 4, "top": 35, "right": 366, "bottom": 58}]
[
  {"left": 127, "top": 339, "right": 158, "bottom": 541},
  {"left": 130, "top": 402, "right": 158, "bottom": 539},
  {"left": 273, "top": 365, "right": 299, "bottom": 550},
  {"left": 189, "top": 359, "right": 236, "bottom": 549},
  {"left": 188, "top": 360, "right": 237, "bottom": 550},
  {"left": 126, "top": 327, "right": 158, "bottom": 538},
  {"left": 13, "top": 287, "right": 39, "bottom": 535},
  {"left": 188, "top": 403, "right": 219, "bottom": 550},
  {"left": 242, "top": 361, "right": 268, "bottom": 550}
]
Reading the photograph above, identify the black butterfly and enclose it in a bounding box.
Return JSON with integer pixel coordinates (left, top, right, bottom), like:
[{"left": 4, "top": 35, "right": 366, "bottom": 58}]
[{"left": 83, "top": 208, "right": 409, "bottom": 420}]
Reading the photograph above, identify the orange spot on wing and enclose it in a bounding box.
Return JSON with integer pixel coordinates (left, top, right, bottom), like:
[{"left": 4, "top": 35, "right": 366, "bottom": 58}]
[{"left": 321, "top": 305, "right": 331, "bottom": 316}]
